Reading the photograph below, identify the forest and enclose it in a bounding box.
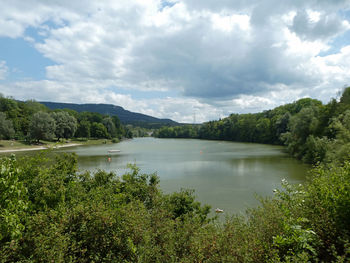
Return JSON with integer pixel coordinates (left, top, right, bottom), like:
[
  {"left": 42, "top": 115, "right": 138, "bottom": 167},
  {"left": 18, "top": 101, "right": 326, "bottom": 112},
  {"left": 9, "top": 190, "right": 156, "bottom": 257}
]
[
  {"left": 155, "top": 87, "right": 350, "bottom": 165},
  {"left": 0, "top": 89, "right": 349, "bottom": 262},
  {"left": 0, "top": 95, "right": 133, "bottom": 143}
]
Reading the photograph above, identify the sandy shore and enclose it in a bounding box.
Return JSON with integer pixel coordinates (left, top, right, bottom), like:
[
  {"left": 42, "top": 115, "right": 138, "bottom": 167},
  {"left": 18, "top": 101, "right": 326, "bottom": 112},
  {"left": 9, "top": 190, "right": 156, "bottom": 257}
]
[{"left": 0, "top": 143, "right": 82, "bottom": 153}]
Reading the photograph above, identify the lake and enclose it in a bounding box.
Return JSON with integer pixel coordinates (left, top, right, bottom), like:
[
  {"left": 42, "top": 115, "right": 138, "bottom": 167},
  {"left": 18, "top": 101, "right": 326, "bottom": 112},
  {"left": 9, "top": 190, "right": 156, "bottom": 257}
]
[{"left": 60, "top": 137, "right": 310, "bottom": 215}]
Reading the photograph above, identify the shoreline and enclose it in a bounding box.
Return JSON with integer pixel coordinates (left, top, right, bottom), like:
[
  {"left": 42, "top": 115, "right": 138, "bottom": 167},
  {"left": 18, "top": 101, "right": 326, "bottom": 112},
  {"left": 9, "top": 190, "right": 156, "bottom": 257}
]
[{"left": 0, "top": 143, "right": 82, "bottom": 153}]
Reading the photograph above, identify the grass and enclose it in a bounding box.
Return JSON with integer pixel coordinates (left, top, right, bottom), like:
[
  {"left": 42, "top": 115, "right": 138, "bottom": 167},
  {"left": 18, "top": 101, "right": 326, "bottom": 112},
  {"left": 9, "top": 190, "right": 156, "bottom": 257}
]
[
  {"left": 0, "top": 138, "right": 116, "bottom": 152},
  {"left": 0, "top": 140, "right": 37, "bottom": 150}
]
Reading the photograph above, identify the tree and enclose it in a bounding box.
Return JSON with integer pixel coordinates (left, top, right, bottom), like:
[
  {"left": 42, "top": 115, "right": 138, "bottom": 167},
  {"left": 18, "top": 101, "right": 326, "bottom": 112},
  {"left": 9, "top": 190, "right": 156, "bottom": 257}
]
[
  {"left": 22, "top": 100, "right": 48, "bottom": 115},
  {"left": 78, "top": 111, "right": 103, "bottom": 124},
  {"left": 289, "top": 107, "right": 320, "bottom": 143},
  {"left": 256, "top": 117, "right": 272, "bottom": 143},
  {"left": 125, "top": 126, "right": 133, "bottom": 139},
  {"left": 76, "top": 120, "right": 91, "bottom": 138},
  {"left": 91, "top": 122, "right": 109, "bottom": 138},
  {"left": 0, "top": 112, "right": 15, "bottom": 140},
  {"left": 0, "top": 156, "right": 28, "bottom": 244},
  {"left": 291, "top": 98, "right": 322, "bottom": 114},
  {"left": 340, "top": 86, "right": 350, "bottom": 104},
  {"left": 282, "top": 106, "right": 321, "bottom": 160},
  {"left": 112, "top": 115, "right": 125, "bottom": 138},
  {"left": 274, "top": 112, "right": 291, "bottom": 143},
  {"left": 0, "top": 97, "right": 21, "bottom": 134},
  {"left": 102, "top": 117, "right": 117, "bottom": 138},
  {"left": 29, "top": 111, "right": 56, "bottom": 142},
  {"left": 51, "top": 111, "right": 77, "bottom": 141}
]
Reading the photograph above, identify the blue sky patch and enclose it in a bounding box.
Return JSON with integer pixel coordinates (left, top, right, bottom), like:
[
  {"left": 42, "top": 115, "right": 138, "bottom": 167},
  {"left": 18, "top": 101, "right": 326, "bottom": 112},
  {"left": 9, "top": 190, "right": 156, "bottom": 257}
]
[
  {"left": 319, "top": 30, "right": 350, "bottom": 57},
  {"left": 0, "top": 36, "right": 54, "bottom": 81},
  {"left": 159, "top": 0, "right": 176, "bottom": 11}
]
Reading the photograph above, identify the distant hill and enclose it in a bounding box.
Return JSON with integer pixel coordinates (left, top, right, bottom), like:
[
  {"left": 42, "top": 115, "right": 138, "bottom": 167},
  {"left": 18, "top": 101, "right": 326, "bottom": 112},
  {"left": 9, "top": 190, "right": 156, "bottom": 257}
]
[{"left": 41, "top": 101, "right": 178, "bottom": 128}]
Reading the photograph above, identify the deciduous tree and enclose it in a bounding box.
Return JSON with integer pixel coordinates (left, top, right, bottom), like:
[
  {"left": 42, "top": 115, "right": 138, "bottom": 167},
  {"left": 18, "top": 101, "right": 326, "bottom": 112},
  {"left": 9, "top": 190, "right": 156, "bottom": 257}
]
[
  {"left": 29, "top": 111, "right": 56, "bottom": 142},
  {"left": 51, "top": 111, "right": 77, "bottom": 141},
  {"left": 0, "top": 112, "right": 15, "bottom": 139}
]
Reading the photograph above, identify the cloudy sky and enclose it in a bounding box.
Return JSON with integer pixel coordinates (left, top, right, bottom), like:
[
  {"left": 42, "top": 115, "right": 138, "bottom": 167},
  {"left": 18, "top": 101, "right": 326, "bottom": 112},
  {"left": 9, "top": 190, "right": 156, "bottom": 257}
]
[{"left": 0, "top": 0, "right": 350, "bottom": 123}]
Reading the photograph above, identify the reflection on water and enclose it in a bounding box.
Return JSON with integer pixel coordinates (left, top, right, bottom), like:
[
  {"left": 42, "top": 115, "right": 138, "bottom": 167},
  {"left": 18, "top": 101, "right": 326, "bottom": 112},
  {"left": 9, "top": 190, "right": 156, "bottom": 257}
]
[{"left": 59, "top": 137, "right": 310, "bottom": 214}]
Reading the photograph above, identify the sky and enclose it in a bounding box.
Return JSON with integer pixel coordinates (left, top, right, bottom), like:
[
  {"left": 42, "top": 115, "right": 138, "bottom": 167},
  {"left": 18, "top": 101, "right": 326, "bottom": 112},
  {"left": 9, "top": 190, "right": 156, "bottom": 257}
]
[{"left": 0, "top": 0, "right": 350, "bottom": 123}]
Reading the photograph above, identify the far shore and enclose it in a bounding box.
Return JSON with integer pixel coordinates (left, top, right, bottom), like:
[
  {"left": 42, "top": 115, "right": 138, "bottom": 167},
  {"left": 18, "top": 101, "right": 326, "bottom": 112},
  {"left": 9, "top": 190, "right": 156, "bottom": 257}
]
[{"left": 0, "top": 138, "right": 121, "bottom": 154}]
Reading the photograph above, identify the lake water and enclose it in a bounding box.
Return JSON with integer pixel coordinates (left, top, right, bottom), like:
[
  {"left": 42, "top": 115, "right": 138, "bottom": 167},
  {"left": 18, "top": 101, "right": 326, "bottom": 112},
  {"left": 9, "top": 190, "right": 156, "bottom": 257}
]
[{"left": 60, "top": 137, "right": 310, "bottom": 215}]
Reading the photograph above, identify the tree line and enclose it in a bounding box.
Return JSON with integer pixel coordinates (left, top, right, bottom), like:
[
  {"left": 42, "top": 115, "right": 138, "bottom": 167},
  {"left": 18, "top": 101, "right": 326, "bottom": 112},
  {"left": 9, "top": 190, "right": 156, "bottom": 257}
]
[
  {"left": 155, "top": 87, "right": 350, "bottom": 164},
  {"left": 0, "top": 95, "right": 132, "bottom": 142}
]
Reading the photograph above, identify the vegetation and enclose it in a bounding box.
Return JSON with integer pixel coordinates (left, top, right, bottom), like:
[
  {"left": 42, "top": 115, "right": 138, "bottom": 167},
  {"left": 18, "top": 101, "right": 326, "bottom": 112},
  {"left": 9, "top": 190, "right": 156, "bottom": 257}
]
[
  {"left": 0, "top": 112, "right": 15, "bottom": 140},
  {"left": 0, "top": 152, "right": 349, "bottom": 262},
  {"left": 41, "top": 101, "right": 178, "bottom": 128},
  {"left": 1, "top": 90, "right": 349, "bottom": 261},
  {"left": 0, "top": 95, "right": 132, "bottom": 143},
  {"left": 155, "top": 87, "right": 350, "bottom": 165},
  {"left": 29, "top": 111, "right": 56, "bottom": 142},
  {"left": 51, "top": 111, "right": 78, "bottom": 141}
]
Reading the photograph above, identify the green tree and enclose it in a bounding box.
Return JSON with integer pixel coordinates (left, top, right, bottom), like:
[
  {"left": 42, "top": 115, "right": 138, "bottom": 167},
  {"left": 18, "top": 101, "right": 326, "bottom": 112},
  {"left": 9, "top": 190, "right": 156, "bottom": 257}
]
[
  {"left": 282, "top": 106, "right": 320, "bottom": 160},
  {"left": 91, "top": 122, "right": 109, "bottom": 138},
  {"left": 340, "top": 86, "right": 350, "bottom": 104},
  {"left": 102, "top": 117, "right": 117, "bottom": 138},
  {"left": 323, "top": 109, "right": 350, "bottom": 164},
  {"left": 51, "top": 111, "right": 77, "bottom": 141},
  {"left": 22, "top": 100, "right": 47, "bottom": 115},
  {"left": 274, "top": 112, "right": 291, "bottom": 140},
  {"left": 0, "top": 97, "right": 21, "bottom": 134},
  {"left": 0, "top": 156, "right": 28, "bottom": 244},
  {"left": 291, "top": 98, "right": 323, "bottom": 114},
  {"left": 76, "top": 120, "right": 91, "bottom": 138},
  {"left": 29, "top": 111, "right": 56, "bottom": 142},
  {"left": 111, "top": 115, "right": 124, "bottom": 136},
  {"left": 78, "top": 111, "right": 103, "bottom": 124},
  {"left": 256, "top": 117, "right": 272, "bottom": 143},
  {"left": 0, "top": 112, "right": 15, "bottom": 139}
]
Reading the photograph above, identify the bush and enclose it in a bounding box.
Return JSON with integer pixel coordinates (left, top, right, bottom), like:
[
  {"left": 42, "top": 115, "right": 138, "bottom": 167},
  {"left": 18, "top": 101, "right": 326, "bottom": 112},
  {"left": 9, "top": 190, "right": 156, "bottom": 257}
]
[
  {"left": 111, "top": 138, "right": 119, "bottom": 143},
  {"left": 0, "top": 153, "right": 349, "bottom": 262}
]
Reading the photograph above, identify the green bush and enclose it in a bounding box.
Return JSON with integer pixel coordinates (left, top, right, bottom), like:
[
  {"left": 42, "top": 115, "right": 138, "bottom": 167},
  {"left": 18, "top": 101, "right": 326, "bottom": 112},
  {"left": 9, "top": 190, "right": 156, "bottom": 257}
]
[
  {"left": 0, "top": 153, "right": 349, "bottom": 262},
  {"left": 111, "top": 138, "right": 119, "bottom": 143},
  {"left": 0, "top": 155, "right": 28, "bottom": 243}
]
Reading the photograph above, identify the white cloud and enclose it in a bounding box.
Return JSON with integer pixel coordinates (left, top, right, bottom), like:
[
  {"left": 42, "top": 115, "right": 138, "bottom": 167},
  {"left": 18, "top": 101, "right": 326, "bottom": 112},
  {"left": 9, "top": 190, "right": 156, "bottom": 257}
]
[
  {"left": 0, "top": 0, "right": 350, "bottom": 122},
  {"left": 0, "top": 61, "right": 8, "bottom": 80},
  {"left": 211, "top": 13, "right": 251, "bottom": 32},
  {"left": 284, "top": 28, "right": 330, "bottom": 57}
]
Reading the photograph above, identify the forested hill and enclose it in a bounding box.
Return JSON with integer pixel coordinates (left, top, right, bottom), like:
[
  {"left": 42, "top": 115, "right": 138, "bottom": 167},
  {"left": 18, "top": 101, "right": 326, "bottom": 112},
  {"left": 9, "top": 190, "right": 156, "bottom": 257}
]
[
  {"left": 41, "top": 101, "right": 178, "bottom": 128},
  {"left": 155, "top": 87, "right": 350, "bottom": 165}
]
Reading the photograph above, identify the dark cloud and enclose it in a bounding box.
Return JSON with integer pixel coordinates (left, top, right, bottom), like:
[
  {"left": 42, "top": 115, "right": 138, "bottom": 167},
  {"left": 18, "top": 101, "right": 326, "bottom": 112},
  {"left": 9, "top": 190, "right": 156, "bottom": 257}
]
[
  {"left": 122, "top": 5, "right": 321, "bottom": 100},
  {"left": 290, "top": 11, "right": 349, "bottom": 40}
]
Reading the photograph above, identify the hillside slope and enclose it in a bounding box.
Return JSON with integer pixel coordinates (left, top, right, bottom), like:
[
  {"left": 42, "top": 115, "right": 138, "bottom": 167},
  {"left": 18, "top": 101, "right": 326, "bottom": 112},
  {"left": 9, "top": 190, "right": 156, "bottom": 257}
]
[{"left": 41, "top": 101, "right": 178, "bottom": 127}]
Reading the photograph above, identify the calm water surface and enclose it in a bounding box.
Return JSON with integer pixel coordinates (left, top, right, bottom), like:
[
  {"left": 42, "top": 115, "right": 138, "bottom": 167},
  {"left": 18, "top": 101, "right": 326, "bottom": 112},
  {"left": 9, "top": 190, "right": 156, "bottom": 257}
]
[{"left": 61, "top": 138, "right": 310, "bottom": 214}]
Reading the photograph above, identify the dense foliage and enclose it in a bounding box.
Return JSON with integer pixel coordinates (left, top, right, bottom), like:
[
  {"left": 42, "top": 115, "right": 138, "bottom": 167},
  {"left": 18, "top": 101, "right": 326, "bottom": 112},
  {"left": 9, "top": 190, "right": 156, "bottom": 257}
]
[
  {"left": 0, "top": 152, "right": 349, "bottom": 262},
  {"left": 155, "top": 87, "right": 350, "bottom": 164},
  {"left": 0, "top": 95, "right": 131, "bottom": 141},
  {"left": 0, "top": 112, "right": 15, "bottom": 140}
]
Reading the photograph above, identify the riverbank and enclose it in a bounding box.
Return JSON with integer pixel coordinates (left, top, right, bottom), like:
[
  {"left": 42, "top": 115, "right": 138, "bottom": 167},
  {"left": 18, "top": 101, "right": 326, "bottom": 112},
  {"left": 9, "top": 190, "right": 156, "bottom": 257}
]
[
  {"left": 0, "top": 139, "right": 117, "bottom": 153},
  {"left": 0, "top": 143, "right": 81, "bottom": 153}
]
